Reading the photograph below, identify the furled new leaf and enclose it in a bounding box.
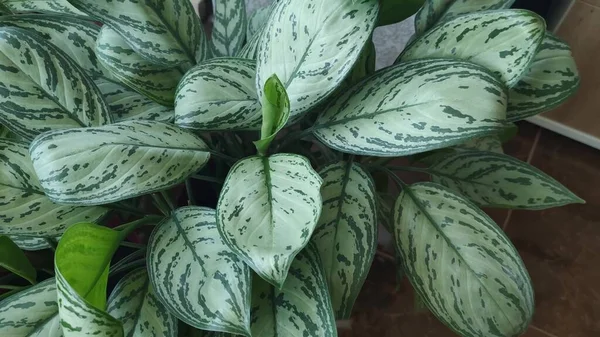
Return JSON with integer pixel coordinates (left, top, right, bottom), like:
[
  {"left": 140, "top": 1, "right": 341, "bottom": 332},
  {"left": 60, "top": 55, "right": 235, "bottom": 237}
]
[
  {"left": 414, "top": 0, "right": 454, "bottom": 36},
  {"left": 311, "top": 161, "right": 377, "bottom": 319},
  {"left": 378, "top": 0, "right": 424, "bottom": 26},
  {"left": 439, "top": 0, "right": 515, "bottom": 21},
  {"left": 427, "top": 150, "right": 584, "bottom": 209},
  {"left": 0, "top": 0, "right": 83, "bottom": 15},
  {"left": 148, "top": 207, "right": 252, "bottom": 336},
  {"left": 254, "top": 74, "right": 290, "bottom": 155},
  {"left": 9, "top": 235, "right": 51, "bottom": 251},
  {"left": 313, "top": 59, "right": 507, "bottom": 157},
  {"left": 394, "top": 182, "right": 534, "bottom": 337},
  {"left": 217, "top": 154, "right": 322, "bottom": 288},
  {"left": 29, "top": 120, "right": 210, "bottom": 205},
  {"left": 0, "top": 27, "right": 111, "bottom": 140},
  {"left": 247, "top": 5, "right": 272, "bottom": 40},
  {"left": 211, "top": 0, "right": 246, "bottom": 57},
  {"left": 399, "top": 10, "right": 546, "bottom": 87},
  {"left": 0, "top": 235, "right": 37, "bottom": 284},
  {"left": 256, "top": 0, "right": 379, "bottom": 120},
  {"left": 174, "top": 58, "right": 261, "bottom": 131}
]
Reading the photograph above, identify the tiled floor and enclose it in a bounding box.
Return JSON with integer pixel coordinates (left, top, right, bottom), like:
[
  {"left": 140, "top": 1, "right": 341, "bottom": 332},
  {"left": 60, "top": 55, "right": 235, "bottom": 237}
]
[{"left": 342, "top": 122, "right": 600, "bottom": 337}]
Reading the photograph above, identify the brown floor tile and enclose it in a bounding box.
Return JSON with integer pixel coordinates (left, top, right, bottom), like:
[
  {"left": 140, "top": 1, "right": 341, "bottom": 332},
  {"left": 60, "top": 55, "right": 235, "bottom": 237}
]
[{"left": 504, "top": 122, "right": 541, "bottom": 162}]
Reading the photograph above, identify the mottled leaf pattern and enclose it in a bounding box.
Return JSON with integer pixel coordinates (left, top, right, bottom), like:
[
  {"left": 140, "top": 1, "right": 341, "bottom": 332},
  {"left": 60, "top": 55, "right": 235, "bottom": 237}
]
[
  {"left": 0, "top": 0, "right": 83, "bottom": 15},
  {"left": 394, "top": 182, "right": 534, "bottom": 337},
  {"left": 456, "top": 136, "right": 504, "bottom": 154},
  {"left": 311, "top": 161, "right": 377, "bottom": 319},
  {"left": 439, "top": 0, "right": 515, "bottom": 21},
  {"left": 399, "top": 10, "right": 546, "bottom": 87},
  {"left": 147, "top": 207, "right": 252, "bottom": 336},
  {"left": 246, "top": 5, "right": 272, "bottom": 40},
  {"left": 8, "top": 235, "right": 51, "bottom": 251},
  {"left": 236, "top": 27, "right": 262, "bottom": 60},
  {"left": 256, "top": 0, "right": 379, "bottom": 120},
  {"left": 414, "top": 0, "right": 454, "bottom": 36},
  {"left": 29, "top": 120, "right": 210, "bottom": 205},
  {"left": 0, "top": 27, "right": 111, "bottom": 140},
  {"left": 217, "top": 154, "right": 323, "bottom": 287},
  {"left": 211, "top": 0, "right": 246, "bottom": 57},
  {"left": 313, "top": 59, "right": 507, "bottom": 157},
  {"left": 174, "top": 58, "right": 261, "bottom": 131}
]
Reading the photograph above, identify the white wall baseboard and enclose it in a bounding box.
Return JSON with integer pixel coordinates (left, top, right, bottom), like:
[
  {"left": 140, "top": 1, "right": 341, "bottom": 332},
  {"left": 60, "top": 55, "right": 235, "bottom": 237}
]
[{"left": 527, "top": 115, "right": 600, "bottom": 151}]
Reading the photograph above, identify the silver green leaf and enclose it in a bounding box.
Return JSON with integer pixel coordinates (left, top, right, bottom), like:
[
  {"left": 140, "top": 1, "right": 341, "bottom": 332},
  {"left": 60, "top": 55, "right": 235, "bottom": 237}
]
[
  {"left": 147, "top": 207, "right": 252, "bottom": 336},
  {"left": 246, "top": 5, "right": 272, "bottom": 40},
  {"left": 107, "top": 268, "right": 178, "bottom": 337},
  {"left": 507, "top": 33, "right": 580, "bottom": 121},
  {"left": 0, "top": 27, "right": 111, "bottom": 140},
  {"left": 427, "top": 150, "right": 584, "bottom": 209},
  {"left": 96, "top": 26, "right": 183, "bottom": 107},
  {"left": 311, "top": 161, "right": 377, "bottom": 319},
  {"left": 29, "top": 120, "right": 210, "bottom": 205},
  {"left": 312, "top": 58, "right": 507, "bottom": 157},
  {"left": 439, "top": 0, "right": 515, "bottom": 21},
  {"left": 211, "top": 0, "right": 246, "bottom": 57},
  {"left": 399, "top": 9, "right": 546, "bottom": 87},
  {"left": 455, "top": 136, "right": 504, "bottom": 154},
  {"left": 0, "top": 138, "right": 108, "bottom": 236},
  {"left": 250, "top": 243, "right": 337, "bottom": 337},
  {"left": 174, "top": 58, "right": 261, "bottom": 131},
  {"left": 394, "top": 182, "right": 534, "bottom": 337},
  {"left": 8, "top": 235, "right": 51, "bottom": 251},
  {"left": 236, "top": 27, "right": 262, "bottom": 60},
  {"left": 414, "top": 0, "right": 454, "bottom": 36},
  {"left": 256, "top": 0, "right": 379, "bottom": 121},
  {"left": 69, "top": 0, "right": 207, "bottom": 67},
  {"left": 0, "top": 0, "right": 83, "bottom": 15},
  {"left": 217, "top": 154, "right": 323, "bottom": 288}
]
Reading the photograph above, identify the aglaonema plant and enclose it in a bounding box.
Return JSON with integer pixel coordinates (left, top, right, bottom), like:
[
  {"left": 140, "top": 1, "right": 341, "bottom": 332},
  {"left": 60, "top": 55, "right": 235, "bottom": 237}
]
[{"left": 0, "top": 0, "right": 583, "bottom": 336}]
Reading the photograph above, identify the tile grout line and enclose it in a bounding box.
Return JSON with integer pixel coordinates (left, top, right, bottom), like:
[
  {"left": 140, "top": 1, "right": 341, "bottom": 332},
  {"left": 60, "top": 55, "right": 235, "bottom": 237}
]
[{"left": 530, "top": 324, "right": 561, "bottom": 337}]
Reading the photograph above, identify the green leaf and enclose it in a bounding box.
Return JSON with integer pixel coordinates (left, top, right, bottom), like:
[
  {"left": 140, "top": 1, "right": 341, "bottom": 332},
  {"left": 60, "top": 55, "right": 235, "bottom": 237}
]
[
  {"left": 455, "top": 136, "right": 504, "bottom": 154},
  {"left": 440, "top": 0, "right": 515, "bottom": 21},
  {"left": 256, "top": 0, "right": 379, "bottom": 121},
  {"left": 311, "top": 161, "right": 377, "bottom": 319},
  {"left": 254, "top": 74, "right": 290, "bottom": 155},
  {"left": 0, "top": 0, "right": 84, "bottom": 15},
  {"left": 211, "top": 0, "right": 246, "bottom": 57},
  {"left": 247, "top": 5, "right": 272, "bottom": 40},
  {"left": 0, "top": 27, "right": 111, "bottom": 140},
  {"left": 394, "top": 182, "right": 534, "bottom": 337},
  {"left": 0, "top": 235, "right": 37, "bottom": 284},
  {"left": 414, "top": 0, "right": 454, "bottom": 36},
  {"left": 378, "top": 0, "right": 424, "bottom": 26},
  {"left": 95, "top": 77, "right": 174, "bottom": 123},
  {"left": 427, "top": 150, "right": 584, "bottom": 209},
  {"left": 29, "top": 120, "right": 210, "bottom": 205},
  {"left": 251, "top": 243, "right": 337, "bottom": 337},
  {"left": 0, "top": 138, "right": 108, "bottom": 236},
  {"left": 174, "top": 58, "right": 261, "bottom": 131},
  {"left": 217, "top": 154, "right": 322, "bottom": 288},
  {"left": 399, "top": 9, "right": 546, "bottom": 87},
  {"left": 107, "top": 268, "right": 178, "bottom": 337},
  {"left": 507, "top": 33, "right": 580, "bottom": 121},
  {"left": 147, "top": 207, "right": 252, "bottom": 336},
  {"left": 8, "top": 235, "right": 51, "bottom": 251},
  {"left": 312, "top": 58, "right": 507, "bottom": 157},
  {"left": 236, "top": 25, "right": 262, "bottom": 60},
  {"left": 96, "top": 26, "right": 184, "bottom": 107},
  {"left": 70, "top": 0, "right": 207, "bottom": 67},
  {"left": 347, "top": 40, "right": 376, "bottom": 85}
]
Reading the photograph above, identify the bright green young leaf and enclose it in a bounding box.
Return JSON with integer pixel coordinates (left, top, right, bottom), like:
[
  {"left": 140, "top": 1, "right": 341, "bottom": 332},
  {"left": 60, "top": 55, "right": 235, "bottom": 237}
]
[
  {"left": 217, "top": 154, "right": 322, "bottom": 288},
  {"left": 0, "top": 27, "right": 111, "bottom": 140},
  {"left": 0, "top": 138, "right": 108, "bottom": 236},
  {"left": 174, "top": 58, "right": 261, "bottom": 131},
  {"left": 8, "top": 235, "right": 51, "bottom": 251},
  {"left": 312, "top": 59, "right": 507, "bottom": 157},
  {"left": 147, "top": 207, "right": 252, "bottom": 336},
  {"left": 70, "top": 0, "right": 207, "bottom": 67},
  {"left": 0, "top": 235, "right": 37, "bottom": 284},
  {"left": 96, "top": 26, "right": 184, "bottom": 107},
  {"left": 0, "top": 0, "right": 84, "bottom": 15},
  {"left": 256, "top": 0, "right": 379, "bottom": 121},
  {"left": 508, "top": 33, "right": 580, "bottom": 121},
  {"left": 29, "top": 120, "right": 210, "bottom": 205},
  {"left": 394, "top": 182, "right": 534, "bottom": 337},
  {"left": 427, "top": 150, "right": 584, "bottom": 209},
  {"left": 311, "top": 161, "right": 377, "bottom": 319},
  {"left": 211, "top": 0, "right": 247, "bottom": 57},
  {"left": 254, "top": 75, "right": 290, "bottom": 155},
  {"left": 414, "top": 0, "right": 454, "bottom": 36},
  {"left": 107, "top": 268, "right": 178, "bottom": 337},
  {"left": 378, "top": 0, "right": 424, "bottom": 26},
  {"left": 439, "top": 0, "right": 515, "bottom": 22},
  {"left": 399, "top": 10, "right": 546, "bottom": 87},
  {"left": 250, "top": 243, "right": 337, "bottom": 337},
  {"left": 247, "top": 5, "right": 273, "bottom": 40}
]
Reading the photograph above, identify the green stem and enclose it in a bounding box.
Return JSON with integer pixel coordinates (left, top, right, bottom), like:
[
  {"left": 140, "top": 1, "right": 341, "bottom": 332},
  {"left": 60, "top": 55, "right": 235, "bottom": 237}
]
[
  {"left": 105, "top": 202, "right": 150, "bottom": 216},
  {"left": 207, "top": 149, "right": 238, "bottom": 163},
  {"left": 185, "top": 179, "right": 196, "bottom": 206},
  {"left": 160, "top": 191, "right": 175, "bottom": 211},
  {"left": 120, "top": 241, "right": 146, "bottom": 249},
  {"left": 0, "top": 288, "right": 23, "bottom": 300},
  {"left": 44, "top": 238, "right": 57, "bottom": 251},
  {"left": 109, "top": 248, "right": 147, "bottom": 276},
  {"left": 370, "top": 166, "right": 408, "bottom": 190},
  {"left": 0, "top": 285, "right": 25, "bottom": 290},
  {"left": 276, "top": 128, "right": 314, "bottom": 152},
  {"left": 191, "top": 175, "right": 225, "bottom": 185},
  {"left": 114, "top": 215, "right": 164, "bottom": 236},
  {"left": 108, "top": 259, "right": 146, "bottom": 277},
  {"left": 151, "top": 194, "right": 170, "bottom": 216}
]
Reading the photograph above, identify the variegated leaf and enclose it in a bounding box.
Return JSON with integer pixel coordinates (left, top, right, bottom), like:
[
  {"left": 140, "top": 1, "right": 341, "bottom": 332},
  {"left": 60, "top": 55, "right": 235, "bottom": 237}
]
[
  {"left": 508, "top": 33, "right": 580, "bottom": 121},
  {"left": 211, "top": 0, "right": 246, "bottom": 57},
  {"left": 256, "top": 0, "right": 379, "bottom": 121},
  {"left": 312, "top": 59, "right": 507, "bottom": 157},
  {"left": 70, "top": 0, "right": 207, "bottom": 67},
  {"left": 236, "top": 27, "right": 262, "bottom": 60},
  {"left": 414, "top": 0, "right": 454, "bottom": 36},
  {"left": 246, "top": 5, "right": 272, "bottom": 40},
  {"left": 394, "top": 182, "right": 534, "bottom": 337},
  {"left": 174, "top": 58, "right": 261, "bottom": 131},
  {"left": 217, "top": 154, "right": 323, "bottom": 287},
  {"left": 29, "top": 120, "right": 210, "bottom": 205},
  {"left": 1, "top": 138, "right": 108, "bottom": 236},
  {"left": 427, "top": 150, "right": 583, "bottom": 209},
  {"left": 9, "top": 235, "right": 51, "bottom": 251},
  {"left": 0, "top": 0, "right": 83, "bottom": 15},
  {"left": 95, "top": 78, "right": 173, "bottom": 122},
  {"left": 0, "top": 27, "right": 111, "bottom": 140},
  {"left": 107, "top": 268, "right": 178, "bottom": 337},
  {"left": 311, "top": 161, "right": 377, "bottom": 319},
  {"left": 251, "top": 243, "right": 337, "bottom": 337},
  {"left": 399, "top": 10, "right": 546, "bottom": 87},
  {"left": 96, "top": 26, "right": 183, "bottom": 107},
  {"left": 439, "top": 0, "right": 515, "bottom": 22},
  {"left": 0, "top": 278, "right": 62, "bottom": 336},
  {"left": 455, "top": 136, "right": 504, "bottom": 154},
  {"left": 147, "top": 207, "right": 251, "bottom": 336}
]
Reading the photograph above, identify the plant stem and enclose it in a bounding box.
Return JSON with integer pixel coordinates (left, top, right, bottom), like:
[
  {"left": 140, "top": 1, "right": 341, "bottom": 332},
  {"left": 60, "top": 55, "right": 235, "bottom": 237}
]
[
  {"left": 44, "top": 238, "right": 57, "bottom": 251},
  {"left": 370, "top": 166, "right": 408, "bottom": 190},
  {"left": 0, "top": 285, "right": 25, "bottom": 290},
  {"left": 109, "top": 248, "right": 147, "bottom": 276},
  {"left": 105, "top": 202, "right": 150, "bottom": 216},
  {"left": 160, "top": 191, "right": 175, "bottom": 211},
  {"left": 276, "top": 128, "right": 314, "bottom": 152},
  {"left": 120, "top": 241, "right": 146, "bottom": 249},
  {"left": 0, "top": 288, "right": 22, "bottom": 300},
  {"left": 385, "top": 165, "right": 429, "bottom": 174},
  {"left": 191, "top": 175, "right": 225, "bottom": 184},
  {"left": 207, "top": 149, "right": 238, "bottom": 163},
  {"left": 185, "top": 179, "right": 196, "bottom": 206},
  {"left": 113, "top": 215, "right": 164, "bottom": 235},
  {"left": 108, "top": 259, "right": 146, "bottom": 277},
  {"left": 151, "top": 194, "right": 170, "bottom": 216}
]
